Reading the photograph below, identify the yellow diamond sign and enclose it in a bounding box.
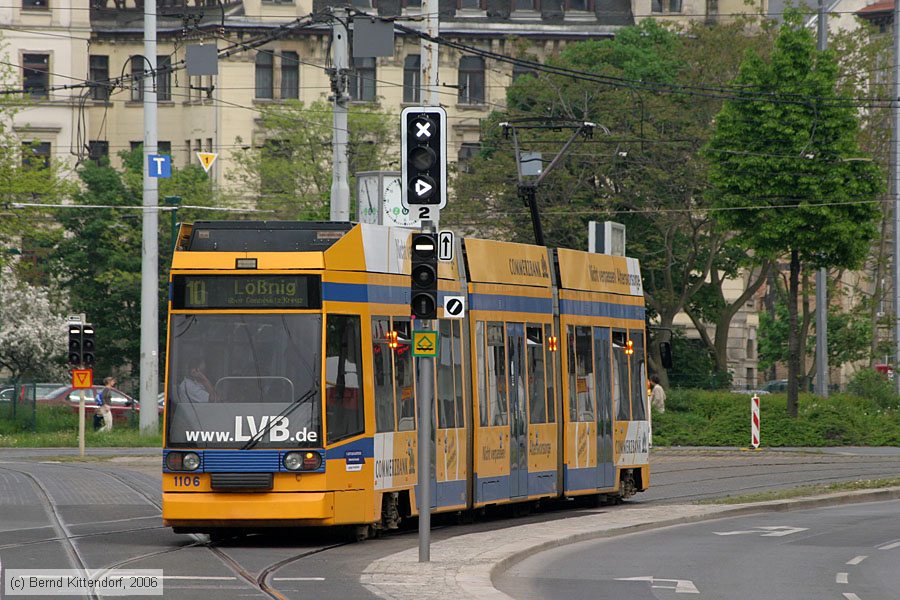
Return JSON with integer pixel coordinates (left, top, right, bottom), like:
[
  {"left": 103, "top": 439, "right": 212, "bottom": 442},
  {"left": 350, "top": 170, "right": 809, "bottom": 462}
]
[{"left": 412, "top": 331, "right": 438, "bottom": 357}]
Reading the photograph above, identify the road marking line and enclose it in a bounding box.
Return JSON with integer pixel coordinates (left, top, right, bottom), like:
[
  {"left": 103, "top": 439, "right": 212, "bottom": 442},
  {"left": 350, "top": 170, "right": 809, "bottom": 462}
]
[
  {"left": 160, "top": 576, "right": 237, "bottom": 580},
  {"left": 843, "top": 593, "right": 862, "bottom": 600},
  {"left": 877, "top": 542, "right": 900, "bottom": 550},
  {"left": 847, "top": 556, "right": 867, "bottom": 565},
  {"left": 836, "top": 573, "right": 849, "bottom": 584},
  {"left": 272, "top": 577, "right": 326, "bottom": 581}
]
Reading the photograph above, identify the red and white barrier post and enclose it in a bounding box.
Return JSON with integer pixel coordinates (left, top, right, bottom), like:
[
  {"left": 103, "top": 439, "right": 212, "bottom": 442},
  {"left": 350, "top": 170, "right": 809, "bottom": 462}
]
[{"left": 750, "top": 395, "right": 761, "bottom": 449}]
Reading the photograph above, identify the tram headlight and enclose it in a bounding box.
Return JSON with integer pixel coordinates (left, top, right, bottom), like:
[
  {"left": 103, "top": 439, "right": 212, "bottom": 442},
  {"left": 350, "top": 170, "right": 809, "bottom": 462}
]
[
  {"left": 166, "top": 451, "right": 201, "bottom": 472},
  {"left": 283, "top": 452, "right": 303, "bottom": 471},
  {"left": 284, "top": 451, "right": 322, "bottom": 471},
  {"left": 182, "top": 452, "right": 201, "bottom": 471}
]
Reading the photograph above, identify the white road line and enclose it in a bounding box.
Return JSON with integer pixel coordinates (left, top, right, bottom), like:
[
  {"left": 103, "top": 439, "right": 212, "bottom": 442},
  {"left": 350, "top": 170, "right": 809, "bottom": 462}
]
[
  {"left": 836, "top": 573, "right": 849, "bottom": 584},
  {"left": 160, "top": 576, "right": 237, "bottom": 580},
  {"left": 877, "top": 541, "right": 900, "bottom": 550},
  {"left": 843, "top": 593, "right": 862, "bottom": 600},
  {"left": 272, "top": 577, "right": 326, "bottom": 581},
  {"left": 846, "top": 556, "right": 867, "bottom": 565}
]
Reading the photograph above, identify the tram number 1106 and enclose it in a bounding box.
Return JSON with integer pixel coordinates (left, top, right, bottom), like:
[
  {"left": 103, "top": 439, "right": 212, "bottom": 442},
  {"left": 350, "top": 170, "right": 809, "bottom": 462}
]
[{"left": 173, "top": 475, "right": 201, "bottom": 487}]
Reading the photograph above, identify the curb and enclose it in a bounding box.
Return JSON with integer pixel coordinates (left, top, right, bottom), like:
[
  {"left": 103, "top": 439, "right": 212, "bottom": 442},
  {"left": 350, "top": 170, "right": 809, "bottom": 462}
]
[{"left": 361, "top": 486, "right": 900, "bottom": 600}]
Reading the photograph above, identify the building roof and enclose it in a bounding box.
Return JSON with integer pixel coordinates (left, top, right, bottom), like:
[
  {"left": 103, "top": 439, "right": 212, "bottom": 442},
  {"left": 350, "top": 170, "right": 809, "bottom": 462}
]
[{"left": 857, "top": 0, "right": 893, "bottom": 15}]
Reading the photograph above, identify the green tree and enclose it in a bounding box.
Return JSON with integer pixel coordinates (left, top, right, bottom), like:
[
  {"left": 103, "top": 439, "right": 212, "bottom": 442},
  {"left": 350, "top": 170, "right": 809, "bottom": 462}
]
[
  {"left": 704, "top": 9, "right": 883, "bottom": 416},
  {"left": 447, "top": 19, "right": 772, "bottom": 384},
  {"left": 227, "top": 100, "right": 396, "bottom": 219},
  {"left": 47, "top": 151, "right": 216, "bottom": 377}
]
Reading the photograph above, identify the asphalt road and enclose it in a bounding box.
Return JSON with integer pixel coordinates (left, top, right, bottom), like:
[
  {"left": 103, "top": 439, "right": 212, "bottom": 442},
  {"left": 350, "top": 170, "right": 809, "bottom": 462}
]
[
  {"left": 496, "top": 498, "right": 900, "bottom": 600},
  {"left": 1, "top": 447, "right": 899, "bottom": 599}
]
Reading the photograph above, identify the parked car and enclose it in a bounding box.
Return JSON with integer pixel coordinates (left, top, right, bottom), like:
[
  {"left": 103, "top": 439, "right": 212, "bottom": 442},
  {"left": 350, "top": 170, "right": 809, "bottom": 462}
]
[
  {"left": 43, "top": 386, "right": 162, "bottom": 424},
  {"left": 0, "top": 383, "right": 66, "bottom": 402}
]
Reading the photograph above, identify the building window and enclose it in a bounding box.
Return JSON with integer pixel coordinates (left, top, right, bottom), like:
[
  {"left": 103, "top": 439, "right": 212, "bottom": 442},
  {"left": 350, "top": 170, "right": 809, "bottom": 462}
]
[
  {"left": 255, "top": 52, "right": 274, "bottom": 99},
  {"left": 130, "top": 141, "right": 142, "bottom": 153},
  {"left": 281, "top": 51, "right": 299, "bottom": 99},
  {"left": 351, "top": 0, "right": 371, "bottom": 6},
  {"left": 404, "top": 0, "right": 423, "bottom": 7},
  {"left": 130, "top": 55, "right": 144, "bottom": 101},
  {"left": 668, "top": 0, "right": 682, "bottom": 11},
  {"left": 459, "top": 0, "right": 481, "bottom": 8},
  {"left": 566, "top": 0, "right": 590, "bottom": 9},
  {"left": 513, "top": 0, "right": 538, "bottom": 9},
  {"left": 157, "top": 55, "right": 172, "bottom": 101},
  {"left": 350, "top": 57, "right": 376, "bottom": 102},
  {"left": 22, "top": 142, "right": 51, "bottom": 169},
  {"left": 87, "top": 141, "right": 109, "bottom": 165},
  {"left": 159, "top": 141, "right": 172, "bottom": 155},
  {"left": 22, "top": 0, "right": 48, "bottom": 8},
  {"left": 89, "top": 55, "right": 110, "bottom": 101},
  {"left": 457, "top": 142, "right": 479, "bottom": 174},
  {"left": 403, "top": 54, "right": 420, "bottom": 103},
  {"left": 23, "top": 54, "right": 49, "bottom": 99},
  {"left": 651, "top": 0, "right": 662, "bottom": 11},
  {"left": 458, "top": 56, "right": 485, "bottom": 105}
]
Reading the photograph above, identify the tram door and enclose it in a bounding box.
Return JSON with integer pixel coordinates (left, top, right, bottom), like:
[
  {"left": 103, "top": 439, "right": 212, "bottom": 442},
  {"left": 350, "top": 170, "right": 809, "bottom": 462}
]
[
  {"left": 507, "top": 323, "right": 528, "bottom": 497},
  {"left": 594, "top": 327, "right": 615, "bottom": 488}
]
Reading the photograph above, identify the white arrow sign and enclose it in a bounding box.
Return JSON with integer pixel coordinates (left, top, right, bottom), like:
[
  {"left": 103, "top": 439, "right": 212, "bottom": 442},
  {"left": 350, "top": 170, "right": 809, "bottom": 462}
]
[
  {"left": 438, "top": 231, "right": 454, "bottom": 261},
  {"left": 414, "top": 178, "right": 433, "bottom": 198},
  {"left": 713, "top": 526, "right": 808, "bottom": 537},
  {"left": 615, "top": 577, "right": 699, "bottom": 594}
]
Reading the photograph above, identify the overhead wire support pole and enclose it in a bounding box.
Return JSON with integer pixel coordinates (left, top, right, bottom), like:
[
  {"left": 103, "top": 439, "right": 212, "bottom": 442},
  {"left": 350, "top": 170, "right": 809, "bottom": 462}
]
[
  {"left": 893, "top": 0, "right": 900, "bottom": 394},
  {"left": 815, "top": 0, "right": 828, "bottom": 398},
  {"left": 139, "top": 0, "right": 160, "bottom": 435},
  {"left": 329, "top": 7, "right": 350, "bottom": 222},
  {"left": 502, "top": 120, "right": 597, "bottom": 247}
]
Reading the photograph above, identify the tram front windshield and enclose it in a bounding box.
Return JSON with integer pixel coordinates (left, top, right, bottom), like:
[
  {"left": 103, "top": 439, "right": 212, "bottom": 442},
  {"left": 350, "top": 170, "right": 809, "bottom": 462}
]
[{"left": 166, "top": 314, "right": 322, "bottom": 449}]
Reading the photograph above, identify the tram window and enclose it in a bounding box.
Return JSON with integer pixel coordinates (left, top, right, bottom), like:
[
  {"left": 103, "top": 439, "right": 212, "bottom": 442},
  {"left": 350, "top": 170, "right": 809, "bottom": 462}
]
[
  {"left": 437, "top": 320, "right": 456, "bottom": 429},
  {"left": 477, "top": 321, "right": 488, "bottom": 427},
  {"left": 486, "top": 322, "right": 508, "bottom": 426},
  {"left": 630, "top": 330, "right": 646, "bottom": 420},
  {"left": 394, "top": 319, "right": 416, "bottom": 431},
  {"left": 372, "top": 317, "right": 395, "bottom": 433},
  {"left": 453, "top": 320, "right": 465, "bottom": 428},
  {"left": 326, "top": 315, "right": 365, "bottom": 443},
  {"left": 544, "top": 323, "right": 556, "bottom": 423},
  {"left": 574, "top": 326, "right": 595, "bottom": 422},
  {"left": 593, "top": 326, "right": 612, "bottom": 424},
  {"left": 527, "top": 324, "right": 547, "bottom": 424},
  {"left": 567, "top": 325, "right": 577, "bottom": 422},
  {"left": 612, "top": 329, "right": 630, "bottom": 421}
]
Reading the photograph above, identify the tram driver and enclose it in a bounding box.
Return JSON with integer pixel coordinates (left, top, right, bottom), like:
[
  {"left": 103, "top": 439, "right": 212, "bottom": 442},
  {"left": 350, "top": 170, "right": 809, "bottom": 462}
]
[{"left": 178, "top": 356, "right": 218, "bottom": 403}]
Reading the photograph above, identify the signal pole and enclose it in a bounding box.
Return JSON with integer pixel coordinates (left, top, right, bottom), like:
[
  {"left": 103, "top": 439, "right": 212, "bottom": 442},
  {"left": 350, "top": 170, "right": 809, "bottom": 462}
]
[
  {"left": 815, "top": 0, "right": 829, "bottom": 398},
  {"left": 894, "top": 0, "right": 900, "bottom": 394},
  {"left": 140, "top": 0, "right": 160, "bottom": 434},
  {"left": 330, "top": 8, "right": 350, "bottom": 221}
]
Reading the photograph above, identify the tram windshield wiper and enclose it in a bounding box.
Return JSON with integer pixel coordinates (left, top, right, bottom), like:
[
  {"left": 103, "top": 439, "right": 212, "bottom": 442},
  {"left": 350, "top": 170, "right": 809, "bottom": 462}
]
[{"left": 240, "top": 386, "right": 319, "bottom": 451}]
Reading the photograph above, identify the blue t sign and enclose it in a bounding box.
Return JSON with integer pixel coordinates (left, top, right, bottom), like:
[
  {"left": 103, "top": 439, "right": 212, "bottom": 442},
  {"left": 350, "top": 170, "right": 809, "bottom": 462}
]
[{"left": 148, "top": 154, "right": 172, "bottom": 178}]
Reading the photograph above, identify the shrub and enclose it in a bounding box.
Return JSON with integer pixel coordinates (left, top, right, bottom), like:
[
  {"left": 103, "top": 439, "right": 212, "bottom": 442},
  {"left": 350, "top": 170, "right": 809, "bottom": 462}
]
[{"left": 846, "top": 369, "right": 900, "bottom": 409}]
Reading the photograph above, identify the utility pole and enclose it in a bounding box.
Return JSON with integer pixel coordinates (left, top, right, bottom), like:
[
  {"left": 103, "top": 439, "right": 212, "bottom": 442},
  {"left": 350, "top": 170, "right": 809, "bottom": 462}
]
[
  {"left": 815, "top": 0, "right": 829, "bottom": 398},
  {"left": 330, "top": 8, "right": 350, "bottom": 222},
  {"left": 421, "top": 0, "right": 439, "bottom": 107},
  {"left": 893, "top": 0, "right": 900, "bottom": 394},
  {"left": 140, "top": 0, "right": 159, "bottom": 434}
]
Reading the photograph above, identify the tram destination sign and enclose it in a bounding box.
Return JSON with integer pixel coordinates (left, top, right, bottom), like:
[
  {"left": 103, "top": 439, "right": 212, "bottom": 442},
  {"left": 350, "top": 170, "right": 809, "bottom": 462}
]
[{"left": 172, "top": 275, "right": 321, "bottom": 309}]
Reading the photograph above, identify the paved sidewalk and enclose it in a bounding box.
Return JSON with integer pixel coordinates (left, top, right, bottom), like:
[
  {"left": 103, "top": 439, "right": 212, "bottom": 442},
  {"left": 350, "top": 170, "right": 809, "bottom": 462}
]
[{"left": 360, "top": 486, "right": 900, "bottom": 600}]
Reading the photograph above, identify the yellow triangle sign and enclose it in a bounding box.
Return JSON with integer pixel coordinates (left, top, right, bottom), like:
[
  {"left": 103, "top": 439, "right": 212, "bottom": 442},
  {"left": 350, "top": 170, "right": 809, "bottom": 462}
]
[{"left": 196, "top": 151, "right": 218, "bottom": 173}]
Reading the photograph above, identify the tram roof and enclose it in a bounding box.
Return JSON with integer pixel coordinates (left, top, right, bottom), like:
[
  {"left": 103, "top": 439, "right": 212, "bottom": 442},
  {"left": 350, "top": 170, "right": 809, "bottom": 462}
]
[{"left": 183, "top": 221, "right": 353, "bottom": 252}]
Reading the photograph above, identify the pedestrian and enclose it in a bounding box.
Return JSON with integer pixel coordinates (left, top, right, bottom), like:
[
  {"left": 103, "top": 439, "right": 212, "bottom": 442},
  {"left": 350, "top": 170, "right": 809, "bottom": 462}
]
[
  {"left": 650, "top": 374, "right": 666, "bottom": 413},
  {"left": 95, "top": 376, "right": 115, "bottom": 432}
]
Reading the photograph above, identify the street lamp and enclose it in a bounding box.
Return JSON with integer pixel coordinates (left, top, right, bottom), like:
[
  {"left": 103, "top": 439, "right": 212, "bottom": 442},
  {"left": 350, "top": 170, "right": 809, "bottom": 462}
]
[{"left": 163, "top": 196, "right": 181, "bottom": 251}]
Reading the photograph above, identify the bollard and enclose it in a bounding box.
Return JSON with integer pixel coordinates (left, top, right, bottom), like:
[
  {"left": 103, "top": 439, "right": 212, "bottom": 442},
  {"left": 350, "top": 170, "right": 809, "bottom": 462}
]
[{"left": 750, "top": 394, "right": 760, "bottom": 449}]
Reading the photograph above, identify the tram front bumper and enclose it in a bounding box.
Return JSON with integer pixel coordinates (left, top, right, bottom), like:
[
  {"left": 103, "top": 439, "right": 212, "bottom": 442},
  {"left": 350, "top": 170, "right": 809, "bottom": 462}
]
[{"left": 163, "top": 491, "right": 335, "bottom": 527}]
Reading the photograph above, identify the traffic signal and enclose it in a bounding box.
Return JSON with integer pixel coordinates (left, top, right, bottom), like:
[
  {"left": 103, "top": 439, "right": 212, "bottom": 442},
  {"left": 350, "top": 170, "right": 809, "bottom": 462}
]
[
  {"left": 410, "top": 232, "right": 438, "bottom": 320},
  {"left": 68, "top": 324, "right": 83, "bottom": 366},
  {"left": 401, "top": 106, "right": 447, "bottom": 209},
  {"left": 81, "top": 324, "right": 95, "bottom": 367}
]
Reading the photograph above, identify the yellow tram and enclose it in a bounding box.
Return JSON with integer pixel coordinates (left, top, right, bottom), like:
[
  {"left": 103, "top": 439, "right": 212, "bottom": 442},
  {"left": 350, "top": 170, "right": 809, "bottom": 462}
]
[{"left": 161, "top": 221, "right": 651, "bottom": 536}]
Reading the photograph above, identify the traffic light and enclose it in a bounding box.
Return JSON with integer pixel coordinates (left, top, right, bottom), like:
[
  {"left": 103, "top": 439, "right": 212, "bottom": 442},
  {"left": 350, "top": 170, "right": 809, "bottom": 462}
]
[
  {"left": 68, "top": 324, "right": 83, "bottom": 366},
  {"left": 81, "top": 324, "right": 95, "bottom": 366},
  {"left": 410, "top": 232, "right": 438, "bottom": 320},
  {"left": 401, "top": 106, "right": 447, "bottom": 209}
]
